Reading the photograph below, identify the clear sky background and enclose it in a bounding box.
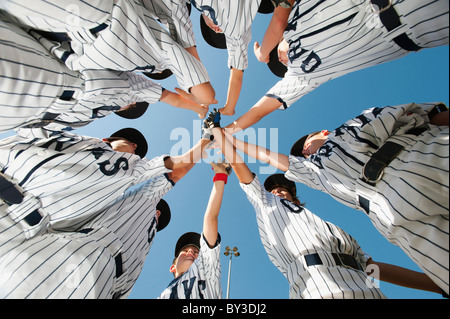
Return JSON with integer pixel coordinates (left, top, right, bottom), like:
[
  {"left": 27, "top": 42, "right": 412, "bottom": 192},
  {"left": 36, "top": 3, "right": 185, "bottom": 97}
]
[{"left": 2, "top": 7, "right": 448, "bottom": 300}]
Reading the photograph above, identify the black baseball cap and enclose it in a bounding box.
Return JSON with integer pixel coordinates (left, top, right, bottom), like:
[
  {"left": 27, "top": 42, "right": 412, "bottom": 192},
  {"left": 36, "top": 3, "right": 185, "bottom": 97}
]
[
  {"left": 142, "top": 69, "right": 173, "bottom": 80},
  {"left": 156, "top": 199, "right": 171, "bottom": 232},
  {"left": 200, "top": 15, "right": 227, "bottom": 49},
  {"left": 115, "top": 102, "right": 149, "bottom": 119},
  {"left": 107, "top": 127, "right": 148, "bottom": 158},
  {"left": 264, "top": 174, "right": 297, "bottom": 198},
  {"left": 174, "top": 232, "right": 201, "bottom": 257},
  {"left": 258, "top": 0, "right": 275, "bottom": 13},
  {"left": 267, "top": 44, "right": 288, "bottom": 78}
]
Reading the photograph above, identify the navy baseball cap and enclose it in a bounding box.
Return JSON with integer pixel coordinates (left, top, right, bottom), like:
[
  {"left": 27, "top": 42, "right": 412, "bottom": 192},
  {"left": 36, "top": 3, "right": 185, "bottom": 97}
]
[
  {"left": 115, "top": 102, "right": 149, "bottom": 119},
  {"left": 258, "top": 0, "right": 275, "bottom": 13},
  {"left": 264, "top": 174, "right": 297, "bottom": 198},
  {"left": 174, "top": 232, "right": 201, "bottom": 257},
  {"left": 142, "top": 69, "right": 173, "bottom": 80},
  {"left": 200, "top": 15, "right": 227, "bottom": 49},
  {"left": 156, "top": 199, "right": 171, "bottom": 232},
  {"left": 267, "top": 44, "right": 288, "bottom": 78},
  {"left": 107, "top": 127, "right": 148, "bottom": 158}
]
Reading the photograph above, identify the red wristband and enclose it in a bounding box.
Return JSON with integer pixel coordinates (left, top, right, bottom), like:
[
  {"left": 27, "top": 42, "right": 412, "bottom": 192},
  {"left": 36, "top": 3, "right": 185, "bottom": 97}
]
[{"left": 213, "top": 173, "right": 228, "bottom": 184}]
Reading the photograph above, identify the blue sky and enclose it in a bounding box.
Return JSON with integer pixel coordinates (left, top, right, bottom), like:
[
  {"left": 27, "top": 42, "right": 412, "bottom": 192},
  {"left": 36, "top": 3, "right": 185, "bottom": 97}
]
[{"left": 2, "top": 8, "right": 448, "bottom": 300}]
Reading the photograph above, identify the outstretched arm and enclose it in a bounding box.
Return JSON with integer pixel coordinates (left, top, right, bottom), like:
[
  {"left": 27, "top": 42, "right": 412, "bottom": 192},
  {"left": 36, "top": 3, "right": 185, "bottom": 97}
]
[
  {"left": 254, "top": 0, "right": 294, "bottom": 63},
  {"left": 223, "top": 95, "right": 283, "bottom": 134},
  {"left": 165, "top": 138, "right": 211, "bottom": 183},
  {"left": 223, "top": 129, "right": 290, "bottom": 172},
  {"left": 219, "top": 68, "right": 244, "bottom": 116},
  {"left": 159, "top": 89, "right": 209, "bottom": 119},
  {"left": 367, "top": 259, "right": 445, "bottom": 295},
  {"left": 205, "top": 111, "right": 254, "bottom": 184},
  {"left": 203, "top": 160, "right": 231, "bottom": 247}
]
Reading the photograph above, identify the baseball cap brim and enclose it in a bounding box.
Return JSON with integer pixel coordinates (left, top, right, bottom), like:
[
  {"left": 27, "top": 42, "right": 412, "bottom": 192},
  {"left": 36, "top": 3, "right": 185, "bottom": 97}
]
[
  {"left": 174, "top": 232, "right": 201, "bottom": 257},
  {"left": 109, "top": 127, "right": 148, "bottom": 158},
  {"left": 290, "top": 134, "right": 309, "bottom": 157},
  {"left": 258, "top": 0, "right": 275, "bottom": 13},
  {"left": 156, "top": 199, "right": 171, "bottom": 232},
  {"left": 267, "top": 45, "right": 288, "bottom": 78},
  {"left": 115, "top": 102, "right": 149, "bottom": 119},
  {"left": 200, "top": 15, "right": 227, "bottom": 49},
  {"left": 142, "top": 69, "right": 173, "bottom": 80},
  {"left": 264, "top": 174, "right": 297, "bottom": 197}
]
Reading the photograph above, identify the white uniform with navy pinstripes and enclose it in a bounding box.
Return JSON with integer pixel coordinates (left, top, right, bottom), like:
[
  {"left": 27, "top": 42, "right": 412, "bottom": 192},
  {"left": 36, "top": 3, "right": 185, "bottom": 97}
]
[
  {"left": 241, "top": 175, "right": 386, "bottom": 299},
  {"left": 0, "top": 175, "right": 173, "bottom": 299},
  {"left": 266, "top": 0, "right": 449, "bottom": 109},
  {"left": 190, "top": 0, "right": 262, "bottom": 71},
  {"left": 0, "top": 12, "right": 163, "bottom": 136},
  {"left": 0, "top": 0, "right": 210, "bottom": 92},
  {"left": 158, "top": 234, "right": 222, "bottom": 299},
  {"left": 140, "top": 0, "right": 196, "bottom": 49},
  {"left": 285, "top": 102, "right": 449, "bottom": 294},
  {"left": 0, "top": 131, "right": 171, "bottom": 253}
]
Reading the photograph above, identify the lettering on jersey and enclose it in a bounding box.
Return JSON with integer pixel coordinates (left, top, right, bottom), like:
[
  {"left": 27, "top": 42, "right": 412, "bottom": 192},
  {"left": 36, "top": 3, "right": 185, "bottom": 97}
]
[
  {"left": 280, "top": 198, "right": 304, "bottom": 214},
  {"left": 40, "top": 136, "right": 78, "bottom": 152},
  {"left": 98, "top": 157, "right": 129, "bottom": 176},
  {"left": 169, "top": 277, "right": 207, "bottom": 299}
]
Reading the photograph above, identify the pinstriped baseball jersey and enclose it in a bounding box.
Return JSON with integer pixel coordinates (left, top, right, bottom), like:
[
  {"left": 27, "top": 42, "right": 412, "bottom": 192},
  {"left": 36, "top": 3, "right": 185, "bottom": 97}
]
[
  {"left": 0, "top": 0, "right": 210, "bottom": 91},
  {"left": 240, "top": 175, "right": 386, "bottom": 299},
  {"left": 266, "top": 0, "right": 449, "bottom": 109},
  {"left": 285, "top": 102, "right": 449, "bottom": 294},
  {"left": 0, "top": 13, "right": 163, "bottom": 136},
  {"left": 191, "top": 0, "right": 262, "bottom": 70},
  {"left": 0, "top": 175, "right": 173, "bottom": 299},
  {"left": 140, "top": 0, "right": 196, "bottom": 48},
  {"left": 0, "top": 131, "right": 171, "bottom": 234},
  {"left": 158, "top": 234, "right": 222, "bottom": 299}
]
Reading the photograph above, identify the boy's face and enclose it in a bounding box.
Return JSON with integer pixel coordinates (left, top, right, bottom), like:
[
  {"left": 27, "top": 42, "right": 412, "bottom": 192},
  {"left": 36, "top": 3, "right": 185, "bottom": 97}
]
[
  {"left": 103, "top": 138, "right": 137, "bottom": 155},
  {"left": 170, "top": 245, "right": 200, "bottom": 277},
  {"left": 302, "top": 130, "right": 330, "bottom": 158},
  {"left": 202, "top": 14, "right": 223, "bottom": 33},
  {"left": 271, "top": 186, "right": 295, "bottom": 202}
]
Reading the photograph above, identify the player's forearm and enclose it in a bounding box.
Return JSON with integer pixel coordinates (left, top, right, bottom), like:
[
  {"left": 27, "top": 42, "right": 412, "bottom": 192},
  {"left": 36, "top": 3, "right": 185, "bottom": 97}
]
[
  {"left": 224, "top": 68, "right": 243, "bottom": 109},
  {"left": 367, "top": 260, "right": 443, "bottom": 294},
  {"left": 224, "top": 96, "right": 282, "bottom": 134},
  {"left": 212, "top": 127, "right": 254, "bottom": 184},
  {"left": 223, "top": 129, "right": 289, "bottom": 171},
  {"left": 203, "top": 180, "right": 225, "bottom": 247},
  {"left": 165, "top": 138, "right": 210, "bottom": 170},
  {"left": 258, "top": 4, "right": 292, "bottom": 59}
]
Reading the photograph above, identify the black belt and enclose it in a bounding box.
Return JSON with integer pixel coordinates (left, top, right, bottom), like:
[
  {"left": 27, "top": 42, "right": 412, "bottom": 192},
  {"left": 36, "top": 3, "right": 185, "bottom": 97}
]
[
  {"left": 304, "top": 253, "right": 364, "bottom": 271},
  {"left": 370, "top": 0, "right": 422, "bottom": 52},
  {"left": 1, "top": 173, "right": 44, "bottom": 227},
  {"left": 32, "top": 23, "right": 108, "bottom": 43},
  {"left": 361, "top": 125, "right": 428, "bottom": 186}
]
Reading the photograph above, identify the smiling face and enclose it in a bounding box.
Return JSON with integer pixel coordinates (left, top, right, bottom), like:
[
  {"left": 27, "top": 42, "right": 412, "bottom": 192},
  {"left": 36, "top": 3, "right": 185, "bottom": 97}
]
[
  {"left": 270, "top": 186, "right": 295, "bottom": 202},
  {"left": 170, "top": 245, "right": 200, "bottom": 278}
]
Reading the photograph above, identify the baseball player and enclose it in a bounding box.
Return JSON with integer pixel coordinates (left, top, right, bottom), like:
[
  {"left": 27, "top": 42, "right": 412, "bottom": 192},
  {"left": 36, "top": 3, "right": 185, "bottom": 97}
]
[
  {"left": 182, "top": 0, "right": 262, "bottom": 116},
  {"left": 158, "top": 160, "right": 230, "bottom": 299},
  {"left": 224, "top": 0, "right": 449, "bottom": 133},
  {"left": 206, "top": 110, "right": 446, "bottom": 298},
  {"left": 0, "top": 0, "right": 216, "bottom": 106},
  {"left": 0, "top": 11, "right": 208, "bottom": 137},
  {"left": 0, "top": 127, "right": 212, "bottom": 298},
  {"left": 219, "top": 102, "right": 450, "bottom": 295}
]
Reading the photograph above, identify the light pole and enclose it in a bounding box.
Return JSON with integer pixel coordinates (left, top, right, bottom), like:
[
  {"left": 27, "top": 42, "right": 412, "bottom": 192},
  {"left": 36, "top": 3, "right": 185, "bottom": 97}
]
[{"left": 224, "top": 246, "right": 240, "bottom": 299}]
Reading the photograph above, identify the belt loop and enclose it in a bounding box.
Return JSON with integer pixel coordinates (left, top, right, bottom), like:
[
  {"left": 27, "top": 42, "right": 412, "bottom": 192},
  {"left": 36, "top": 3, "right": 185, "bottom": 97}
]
[{"left": 359, "top": 196, "right": 370, "bottom": 215}]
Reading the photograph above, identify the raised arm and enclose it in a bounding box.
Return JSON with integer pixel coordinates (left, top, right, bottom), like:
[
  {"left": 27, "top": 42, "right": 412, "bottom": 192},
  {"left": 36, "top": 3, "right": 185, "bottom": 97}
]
[
  {"left": 205, "top": 110, "right": 255, "bottom": 185},
  {"left": 223, "top": 128, "right": 290, "bottom": 172},
  {"left": 203, "top": 160, "right": 231, "bottom": 247},
  {"left": 223, "top": 95, "right": 283, "bottom": 134},
  {"left": 367, "top": 259, "right": 445, "bottom": 296}
]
